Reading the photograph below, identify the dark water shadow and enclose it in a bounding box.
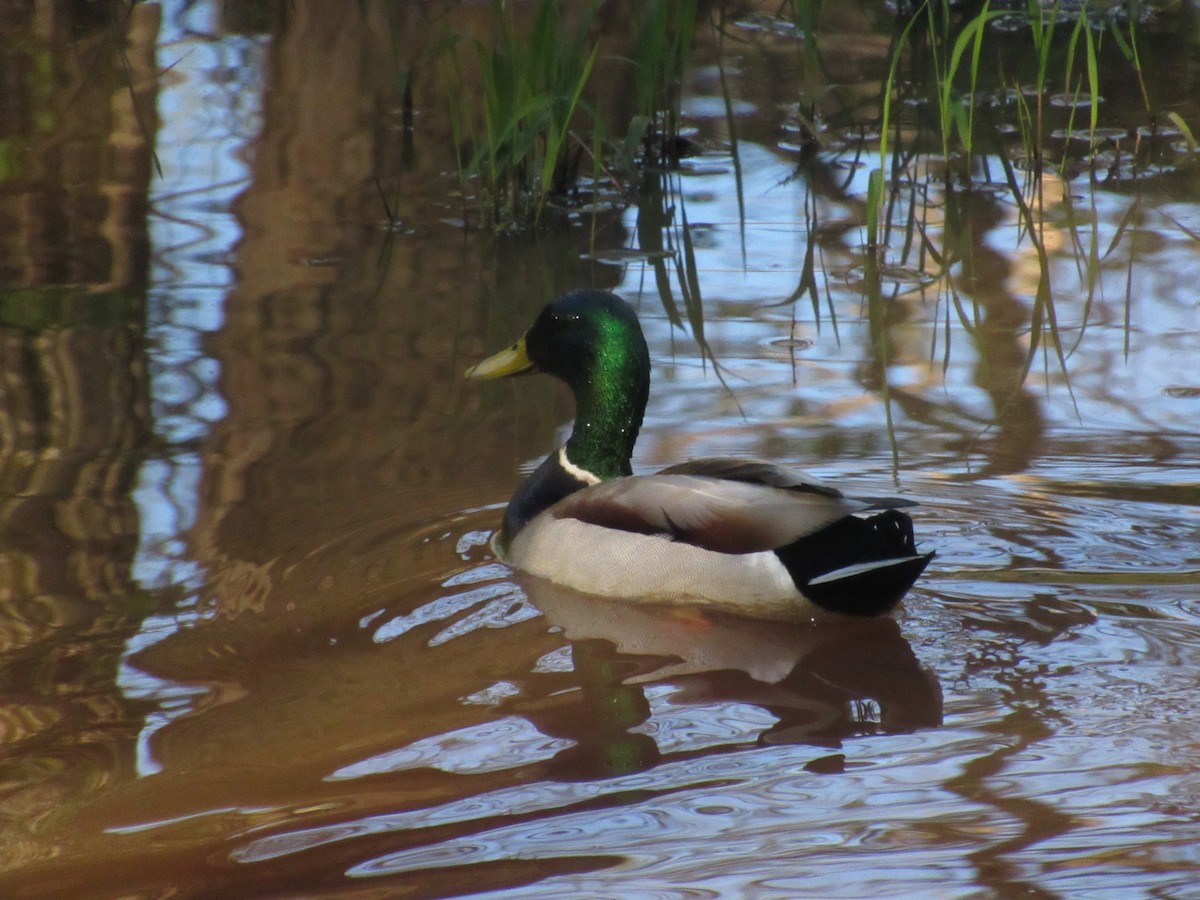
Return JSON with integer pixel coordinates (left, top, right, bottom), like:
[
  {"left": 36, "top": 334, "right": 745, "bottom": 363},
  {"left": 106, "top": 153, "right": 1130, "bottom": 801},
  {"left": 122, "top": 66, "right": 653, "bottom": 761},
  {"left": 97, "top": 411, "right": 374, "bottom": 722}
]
[{"left": 512, "top": 577, "right": 944, "bottom": 782}]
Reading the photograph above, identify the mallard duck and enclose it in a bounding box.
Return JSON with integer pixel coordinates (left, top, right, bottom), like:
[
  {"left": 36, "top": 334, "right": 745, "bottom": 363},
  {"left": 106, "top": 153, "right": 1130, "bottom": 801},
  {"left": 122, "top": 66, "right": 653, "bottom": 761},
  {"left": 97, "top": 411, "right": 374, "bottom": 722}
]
[{"left": 467, "top": 289, "right": 933, "bottom": 620}]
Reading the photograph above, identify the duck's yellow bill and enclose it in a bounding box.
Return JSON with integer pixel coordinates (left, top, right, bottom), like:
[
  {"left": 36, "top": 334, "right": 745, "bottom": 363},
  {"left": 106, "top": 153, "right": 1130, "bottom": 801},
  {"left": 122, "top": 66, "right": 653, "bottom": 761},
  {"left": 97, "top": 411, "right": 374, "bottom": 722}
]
[{"left": 465, "top": 335, "right": 534, "bottom": 379}]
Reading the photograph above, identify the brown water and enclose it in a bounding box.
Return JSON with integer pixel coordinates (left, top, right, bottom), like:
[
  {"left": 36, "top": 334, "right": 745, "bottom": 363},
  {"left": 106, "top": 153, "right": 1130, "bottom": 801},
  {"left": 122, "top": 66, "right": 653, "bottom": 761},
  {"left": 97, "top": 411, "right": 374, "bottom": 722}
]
[{"left": 2, "top": 2, "right": 1200, "bottom": 897}]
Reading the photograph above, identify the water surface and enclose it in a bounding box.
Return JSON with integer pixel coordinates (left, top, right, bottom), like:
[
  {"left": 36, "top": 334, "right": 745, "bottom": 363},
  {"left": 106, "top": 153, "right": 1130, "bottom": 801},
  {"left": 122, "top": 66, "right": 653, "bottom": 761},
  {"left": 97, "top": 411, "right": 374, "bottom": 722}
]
[{"left": 1, "top": 2, "right": 1199, "bottom": 897}]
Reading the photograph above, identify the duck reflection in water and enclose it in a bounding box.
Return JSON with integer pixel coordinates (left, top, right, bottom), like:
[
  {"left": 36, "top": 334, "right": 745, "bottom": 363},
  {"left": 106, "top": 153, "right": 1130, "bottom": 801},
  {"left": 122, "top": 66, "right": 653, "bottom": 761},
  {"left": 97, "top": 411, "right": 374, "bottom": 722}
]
[{"left": 505, "top": 577, "right": 943, "bottom": 782}]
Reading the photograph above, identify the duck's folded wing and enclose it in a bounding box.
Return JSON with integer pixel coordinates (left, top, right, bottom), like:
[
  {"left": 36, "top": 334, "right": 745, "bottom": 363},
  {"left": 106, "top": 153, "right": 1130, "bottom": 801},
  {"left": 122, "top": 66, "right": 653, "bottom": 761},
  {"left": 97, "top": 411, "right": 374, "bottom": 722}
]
[
  {"left": 547, "top": 474, "right": 868, "bottom": 554},
  {"left": 658, "top": 457, "right": 842, "bottom": 495},
  {"left": 659, "top": 456, "right": 918, "bottom": 510}
]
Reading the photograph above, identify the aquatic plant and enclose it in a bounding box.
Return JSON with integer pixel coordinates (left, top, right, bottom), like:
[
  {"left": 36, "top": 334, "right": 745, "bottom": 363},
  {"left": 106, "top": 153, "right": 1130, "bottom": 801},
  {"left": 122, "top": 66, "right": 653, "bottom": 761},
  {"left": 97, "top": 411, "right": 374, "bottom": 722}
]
[
  {"left": 865, "top": 4, "right": 1148, "bottom": 311},
  {"left": 438, "top": 0, "right": 700, "bottom": 231},
  {"left": 621, "top": 0, "right": 699, "bottom": 172},
  {"left": 441, "top": 0, "right": 601, "bottom": 228}
]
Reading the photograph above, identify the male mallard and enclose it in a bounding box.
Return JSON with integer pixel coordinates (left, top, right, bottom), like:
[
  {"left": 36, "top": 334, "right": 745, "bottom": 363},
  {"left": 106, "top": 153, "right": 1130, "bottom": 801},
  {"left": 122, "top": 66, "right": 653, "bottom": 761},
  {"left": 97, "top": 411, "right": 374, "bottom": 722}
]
[{"left": 467, "top": 289, "right": 933, "bottom": 620}]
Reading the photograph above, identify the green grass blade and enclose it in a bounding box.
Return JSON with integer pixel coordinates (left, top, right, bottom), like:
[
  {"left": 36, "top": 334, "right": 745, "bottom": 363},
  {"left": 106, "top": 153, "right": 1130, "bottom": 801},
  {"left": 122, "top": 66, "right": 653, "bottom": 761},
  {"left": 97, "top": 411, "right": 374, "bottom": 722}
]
[{"left": 1084, "top": 18, "right": 1099, "bottom": 136}]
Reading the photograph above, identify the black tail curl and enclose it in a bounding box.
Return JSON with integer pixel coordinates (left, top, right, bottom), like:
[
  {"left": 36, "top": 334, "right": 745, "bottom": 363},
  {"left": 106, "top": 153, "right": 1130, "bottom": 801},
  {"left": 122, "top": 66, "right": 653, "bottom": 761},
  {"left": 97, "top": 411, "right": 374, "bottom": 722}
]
[{"left": 774, "top": 509, "right": 934, "bottom": 616}]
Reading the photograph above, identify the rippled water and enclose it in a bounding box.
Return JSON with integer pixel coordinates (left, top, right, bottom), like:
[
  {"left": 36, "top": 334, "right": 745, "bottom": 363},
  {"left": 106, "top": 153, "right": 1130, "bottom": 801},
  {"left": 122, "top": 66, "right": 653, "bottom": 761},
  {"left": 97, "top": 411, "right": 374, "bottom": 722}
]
[{"left": 3, "top": 1, "right": 1200, "bottom": 897}]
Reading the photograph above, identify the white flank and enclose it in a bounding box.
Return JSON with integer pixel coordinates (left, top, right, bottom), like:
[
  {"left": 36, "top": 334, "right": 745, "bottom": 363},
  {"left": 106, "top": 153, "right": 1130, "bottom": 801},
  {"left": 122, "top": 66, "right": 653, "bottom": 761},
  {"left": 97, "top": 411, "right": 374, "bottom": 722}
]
[{"left": 507, "top": 517, "right": 814, "bottom": 619}]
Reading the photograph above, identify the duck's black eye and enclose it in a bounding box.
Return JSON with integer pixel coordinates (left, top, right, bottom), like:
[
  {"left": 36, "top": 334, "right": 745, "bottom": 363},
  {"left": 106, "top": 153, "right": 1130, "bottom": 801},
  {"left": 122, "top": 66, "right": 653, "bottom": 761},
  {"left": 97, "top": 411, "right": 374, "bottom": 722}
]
[
  {"left": 538, "top": 312, "right": 581, "bottom": 341},
  {"left": 548, "top": 312, "right": 579, "bottom": 328}
]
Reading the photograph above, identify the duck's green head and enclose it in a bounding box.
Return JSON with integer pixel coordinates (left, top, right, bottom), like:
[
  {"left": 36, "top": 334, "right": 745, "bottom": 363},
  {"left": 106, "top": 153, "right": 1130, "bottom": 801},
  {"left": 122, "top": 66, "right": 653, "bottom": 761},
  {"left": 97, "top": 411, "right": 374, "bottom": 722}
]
[
  {"left": 467, "top": 290, "right": 647, "bottom": 386},
  {"left": 467, "top": 290, "right": 651, "bottom": 479}
]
